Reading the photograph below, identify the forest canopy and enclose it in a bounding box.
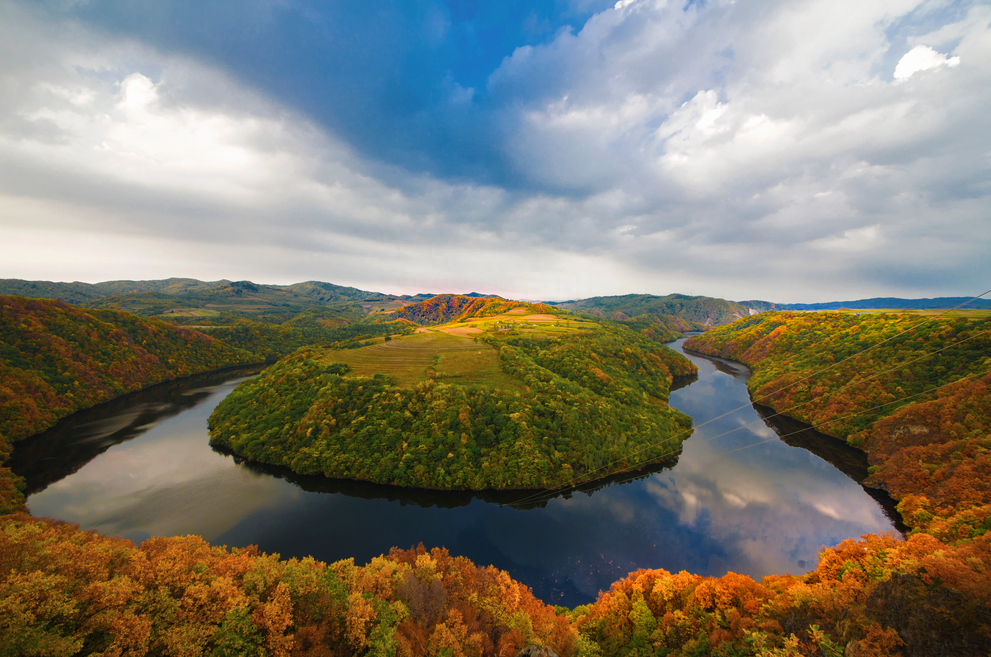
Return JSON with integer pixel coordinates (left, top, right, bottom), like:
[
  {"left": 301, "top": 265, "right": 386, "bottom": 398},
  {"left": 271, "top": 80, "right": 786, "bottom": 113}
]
[
  {"left": 0, "top": 295, "right": 260, "bottom": 445},
  {"left": 2, "top": 297, "right": 991, "bottom": 655},
  {"left": 684, "top": 311, "right": 991, "bottom": 539},
  {"left": 209, "top": 301, "right": 697, "bottom": 490}
]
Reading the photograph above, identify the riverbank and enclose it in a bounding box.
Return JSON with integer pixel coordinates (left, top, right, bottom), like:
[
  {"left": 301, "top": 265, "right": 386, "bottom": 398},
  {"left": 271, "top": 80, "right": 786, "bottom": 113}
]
[
  {"left": 13, "top": 337, "right": 898, "bottom": 608},
  {"left": 684, "top": 311, "right": 991, "bottom": 538}
]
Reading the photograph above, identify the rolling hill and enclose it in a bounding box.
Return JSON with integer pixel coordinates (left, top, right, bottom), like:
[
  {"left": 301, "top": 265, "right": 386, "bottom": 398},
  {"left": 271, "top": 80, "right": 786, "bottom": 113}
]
[
  {"left": 549, "top": 293, "right": 763, "bottom": 327},
  {"left": 778, "top": 296, "right": 991, "bottom": 311},
  {"left": 208, "top": 298, "right": 697, "bottom": 490}
]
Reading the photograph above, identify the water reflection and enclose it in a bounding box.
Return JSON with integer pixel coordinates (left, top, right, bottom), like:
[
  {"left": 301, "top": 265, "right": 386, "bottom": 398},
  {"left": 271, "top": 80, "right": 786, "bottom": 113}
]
[
  {"left": 9, "top": 366, "right": 265, "bottom": 495},
  {"left": 662, "top": 346, "right": 897, "bottom": 577},
  {"left": 13, "top": 339, "right": 900, "bottom": 607},
  {"left": 223, "top": 449, "right": 680, "bottom": 511}
]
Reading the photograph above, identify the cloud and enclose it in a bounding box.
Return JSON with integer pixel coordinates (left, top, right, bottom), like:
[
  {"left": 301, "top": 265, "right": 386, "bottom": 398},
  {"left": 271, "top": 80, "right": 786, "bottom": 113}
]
[
  {"left": 893, "top": 44, "right": 961, "bottom": 80},
  {"left": 0, "top": 11, "right": 651, "bottom": 298},
  {"left": 484, "top": 0, "right": 991, "bottom": 298},
  {"left": 0, "top": 0, "right": 989, "bottom": 302}
]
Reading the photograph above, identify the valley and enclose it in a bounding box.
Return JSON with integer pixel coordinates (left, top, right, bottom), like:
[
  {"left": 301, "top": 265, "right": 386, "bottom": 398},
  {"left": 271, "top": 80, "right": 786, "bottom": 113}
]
[{"left": 0, "top": 282, "right": 989, "bottom": 656}]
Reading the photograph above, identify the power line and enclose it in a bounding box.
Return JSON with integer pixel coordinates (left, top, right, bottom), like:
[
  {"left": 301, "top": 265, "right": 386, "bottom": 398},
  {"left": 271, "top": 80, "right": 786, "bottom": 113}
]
[
  {"left": 510, "top": 327, "right": 986, "bottom": 507},
  {"left": 511, "top": 367, "right": 990, "bottom": 509},
  {"left": 504, "top": 291, "right": 991, "bottom": 507}
]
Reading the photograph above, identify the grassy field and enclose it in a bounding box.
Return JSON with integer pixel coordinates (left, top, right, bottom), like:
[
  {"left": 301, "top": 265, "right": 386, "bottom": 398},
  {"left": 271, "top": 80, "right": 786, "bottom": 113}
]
[
  {"left": 318, "top": 330, "right": 521, "bottom": 389},
  {"left": 438, "top": 310, "right": 599, "bottom": 335},
  {"left": 310, "top": 309, "right": 602, "bottom": 390},
  {"left": 159, "top": 309, "right": 223, "bottom": 318}
]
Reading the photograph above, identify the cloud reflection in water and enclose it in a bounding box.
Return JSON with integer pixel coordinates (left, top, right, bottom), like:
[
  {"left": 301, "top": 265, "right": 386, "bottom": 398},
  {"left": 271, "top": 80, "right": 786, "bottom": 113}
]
[{"left": 20, "top": 341, "right": 898, "bottom": 606}]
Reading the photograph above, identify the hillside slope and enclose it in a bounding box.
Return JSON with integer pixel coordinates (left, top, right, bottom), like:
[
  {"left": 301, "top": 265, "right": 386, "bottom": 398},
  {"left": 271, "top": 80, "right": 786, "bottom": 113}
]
[
  {"left": 389, "top": 295, "right": 558, "bottom": 326},
  {"left": 0, "top": 295, "right": 259, "bottom": 445},
  {"left": 683, "top": 312, "right": 991, "bottom": 534},
  {"left": 209, "top": 308, "right": 696, "bottom": 490}
]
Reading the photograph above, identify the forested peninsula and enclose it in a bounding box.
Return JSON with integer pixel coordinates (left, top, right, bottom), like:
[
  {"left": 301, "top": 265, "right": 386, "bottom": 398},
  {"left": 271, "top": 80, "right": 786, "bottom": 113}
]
[
  {"left": 2, "top": 290, "right": 991, "bottom": 656},
  {"left": 208, "top": 298, "right": 697, "bottom": 490}
]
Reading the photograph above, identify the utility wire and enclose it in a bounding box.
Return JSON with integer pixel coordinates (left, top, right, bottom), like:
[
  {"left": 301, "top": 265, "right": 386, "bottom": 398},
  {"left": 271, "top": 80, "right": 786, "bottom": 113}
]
[
  {"left": 512, "top": 367, "right": 990, "bottom": 509},
  {"left": 509, "top": 328, "right": 985, "bottom": 507},
  {"left": 504, "top": 290, "right": 991, "bottom": 508}
]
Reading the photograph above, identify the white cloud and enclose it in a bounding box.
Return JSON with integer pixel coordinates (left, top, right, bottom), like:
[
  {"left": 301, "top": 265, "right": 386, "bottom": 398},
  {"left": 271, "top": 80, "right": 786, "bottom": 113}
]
[
  {"left": 484, "top": 0, "right": 991, "bottom": 298},
  {"left": 0, "top": 0, "right": 989, "bottom": 301},
  {"left": 893, "top": 44, "right": 961, "bottom": 80},
  {"left": 0, "top": 27, "right": 660, "bottom": 298}
]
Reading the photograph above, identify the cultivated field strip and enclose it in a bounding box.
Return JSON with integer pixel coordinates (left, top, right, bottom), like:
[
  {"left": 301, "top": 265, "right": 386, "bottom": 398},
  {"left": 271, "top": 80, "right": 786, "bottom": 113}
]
[{"left": 319, "top": 330, "right": 517, "bottom": 388}]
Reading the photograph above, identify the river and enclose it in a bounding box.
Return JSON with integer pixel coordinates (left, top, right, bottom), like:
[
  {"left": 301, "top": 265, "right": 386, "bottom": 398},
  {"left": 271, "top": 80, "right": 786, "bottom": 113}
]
[{"left": 10, "top": 337, "right": 900, "bottom": 607}]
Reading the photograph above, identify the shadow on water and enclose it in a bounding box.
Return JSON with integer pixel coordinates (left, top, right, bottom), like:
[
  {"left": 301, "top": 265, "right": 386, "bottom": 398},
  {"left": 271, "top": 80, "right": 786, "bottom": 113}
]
[
  {"left": 9, "top": 365, "right": 266, "bottom": 495},
  {"left": 670, "top": 373, "right": 698, "bottom": 392},
  {"left": 752, "top": 403, "right": 908, "bottom": 534},
  {"left": 214, "top": 443, "right": 683, "bottom": 511},
  {"left": 682, "top": 348, "right": 750, "bottom": 378}
]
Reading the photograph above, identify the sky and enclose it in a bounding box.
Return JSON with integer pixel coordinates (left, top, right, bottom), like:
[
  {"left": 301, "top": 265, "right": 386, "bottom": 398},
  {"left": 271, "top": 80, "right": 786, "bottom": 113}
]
[{"left": 0, "top": 0, "right": 988, "bottom": 303}]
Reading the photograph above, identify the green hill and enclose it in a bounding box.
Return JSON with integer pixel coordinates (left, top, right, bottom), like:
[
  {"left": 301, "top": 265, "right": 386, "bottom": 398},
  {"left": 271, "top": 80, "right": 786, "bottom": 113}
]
[
  {"left": 0, "top": 277, "right": 438, "bottom": 325},
  {"left": 551, "top": 293, "right": 761, "bottom": 327},
  {"left": 85, "top": 280, "right": 405, "bottom": 323},
  {"left": 208, "top": 303, "right": 697, "bottom": 490},
  {"left": 0, "top": 277, "right": 227, "bottom": 305}
]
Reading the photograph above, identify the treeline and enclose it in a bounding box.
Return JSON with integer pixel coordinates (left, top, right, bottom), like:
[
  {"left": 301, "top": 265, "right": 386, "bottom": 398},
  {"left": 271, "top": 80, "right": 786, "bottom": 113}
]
[
  {"left": 570, "top": 529, "right": 991, "bottom": 657},
  {"left": 208, "top": 325, "right": 696, "bottom": 490},
  {"left": 390, "top": 295, "right": 558, "bottom": 326},
  {"left": 203, "top": 308, "right": 415, "bottom": 361}
]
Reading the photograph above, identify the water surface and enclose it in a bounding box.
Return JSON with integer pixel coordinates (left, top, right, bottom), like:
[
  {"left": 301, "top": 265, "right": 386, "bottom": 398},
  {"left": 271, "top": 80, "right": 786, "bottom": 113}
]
[{"left": 12, "top": 339, "right": 900, "bottom": 606}]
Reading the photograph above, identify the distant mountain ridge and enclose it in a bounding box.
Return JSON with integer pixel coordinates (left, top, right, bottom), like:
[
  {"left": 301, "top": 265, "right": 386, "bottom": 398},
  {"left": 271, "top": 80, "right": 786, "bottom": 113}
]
[
  {"left": 3, "top": 278, "right": 985, "bottom": 325},
  {"left": 0, "top": 277, "right": 412, "bottom": 305},
  {"left": 0, "top": 278, "right": 444, "bottom": 324},
  {"left": 550, "top": 293, "right": 762, "bottom": 327},
  {"left": 0, "top": 277, "right": 223, "bottom": 305},
  {"left": 775, "top": 296, "right": 991, "bottom": 310}
]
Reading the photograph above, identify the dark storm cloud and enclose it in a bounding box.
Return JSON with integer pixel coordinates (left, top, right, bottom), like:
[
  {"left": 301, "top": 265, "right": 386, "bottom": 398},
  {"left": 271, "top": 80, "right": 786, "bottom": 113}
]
[{"left": 39, "top": 0, "right": 616, "bottom": 188}]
